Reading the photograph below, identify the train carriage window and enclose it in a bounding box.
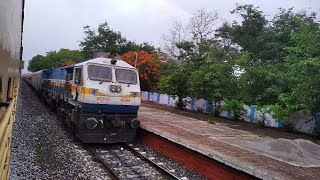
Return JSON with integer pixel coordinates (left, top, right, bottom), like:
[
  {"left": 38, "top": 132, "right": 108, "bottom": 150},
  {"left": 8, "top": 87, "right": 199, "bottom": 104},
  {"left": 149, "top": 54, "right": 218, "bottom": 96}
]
[
  {"left": 116, "top": 69, "right": 137, "bottom": 84},
  {"left": 88, "top": 65, "right": 112, "bottom": 82},
  {"left": 74, "top": 68, "right": 83, "bottom": 85}
]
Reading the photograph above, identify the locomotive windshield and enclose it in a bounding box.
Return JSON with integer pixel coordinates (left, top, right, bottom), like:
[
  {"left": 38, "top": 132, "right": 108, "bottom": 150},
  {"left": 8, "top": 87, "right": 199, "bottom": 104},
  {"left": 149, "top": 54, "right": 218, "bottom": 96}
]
[
  {"left": 116, "top": 69, "right": 137, "bottom": 84},
  {"left": 88, "top": 65, "right": 112, "bottom": 81}
]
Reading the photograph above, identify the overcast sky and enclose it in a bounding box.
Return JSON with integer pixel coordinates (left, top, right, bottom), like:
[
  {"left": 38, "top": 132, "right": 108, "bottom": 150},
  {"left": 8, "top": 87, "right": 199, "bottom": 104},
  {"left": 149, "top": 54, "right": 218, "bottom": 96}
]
[{"left": 22, "top": 0, "right": 320, "bottom": 73}]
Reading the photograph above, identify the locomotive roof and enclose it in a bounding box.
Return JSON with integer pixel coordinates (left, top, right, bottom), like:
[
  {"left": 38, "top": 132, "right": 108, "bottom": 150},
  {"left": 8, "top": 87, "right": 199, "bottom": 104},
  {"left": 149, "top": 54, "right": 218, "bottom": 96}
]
[{"left": 75, "top": 57, "right": 135, "bottom": 69}]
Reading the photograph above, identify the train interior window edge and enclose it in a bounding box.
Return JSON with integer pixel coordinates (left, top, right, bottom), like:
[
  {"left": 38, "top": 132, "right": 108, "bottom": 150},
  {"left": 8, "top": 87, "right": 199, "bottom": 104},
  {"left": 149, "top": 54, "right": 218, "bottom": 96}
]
[{"left": 0, "top": 76, "right": 2, "bottom": 102}]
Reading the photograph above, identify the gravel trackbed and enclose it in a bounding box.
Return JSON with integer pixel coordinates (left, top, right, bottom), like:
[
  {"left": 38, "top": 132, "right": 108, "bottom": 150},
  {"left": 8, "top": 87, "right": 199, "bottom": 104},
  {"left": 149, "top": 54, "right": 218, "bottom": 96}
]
[{"left": 10, "top": 80, "right": 110, "bottom": 180}]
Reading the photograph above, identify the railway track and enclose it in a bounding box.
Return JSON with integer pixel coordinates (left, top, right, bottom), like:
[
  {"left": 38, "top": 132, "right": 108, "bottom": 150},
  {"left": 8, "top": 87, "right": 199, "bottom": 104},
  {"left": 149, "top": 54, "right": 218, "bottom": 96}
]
[{"left": 88, "top": 143, "right": 181, "bottom": 180}]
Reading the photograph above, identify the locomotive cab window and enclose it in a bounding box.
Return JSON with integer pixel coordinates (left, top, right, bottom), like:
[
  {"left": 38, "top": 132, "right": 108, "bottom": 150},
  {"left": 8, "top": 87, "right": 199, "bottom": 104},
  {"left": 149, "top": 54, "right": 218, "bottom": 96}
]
[
  {"left": 116, "top": 69, "right": 137, "bottom": 84},
  {"left": 88, "top": 65, "right": 112, "bottom": 82},
  {"left": 74, "top": 68, "right": 83, "bottom": 85}
]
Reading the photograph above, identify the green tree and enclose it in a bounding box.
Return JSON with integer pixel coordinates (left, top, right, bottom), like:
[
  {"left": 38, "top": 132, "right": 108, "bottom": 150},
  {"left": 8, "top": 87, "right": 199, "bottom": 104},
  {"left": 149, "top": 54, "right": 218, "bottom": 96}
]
[
  {"left": 189, "top": 62, "right": 235, "bottom": 116},
  {"left": 223, "top": 99, "right": 246, "bottom": 120},
  {"left": 158, "top": 4, "right": 320, "bottom": 132},
  {"left": 79, "top": 22, "right": 126, "bottom": 58},
  {"left": 79, "top": 22, "right": 155, "bottom": 58},
  {"left": 217, "top": 5, "right": 320, "bottom": 106},
  {"left": 158, "top": 63, "right": 193, "bottom": 109},
  {"left": 28, "top": 55, "right": 46, "bottom": 72},
  {"left": 280, "top": 18, "right": 320, "bottom": 115},
  {"left": 217, "top": 4, "right": 269, "bottom": 64},
  {"left": 159, "top": 9, "right": 238, "bottom": 110}
]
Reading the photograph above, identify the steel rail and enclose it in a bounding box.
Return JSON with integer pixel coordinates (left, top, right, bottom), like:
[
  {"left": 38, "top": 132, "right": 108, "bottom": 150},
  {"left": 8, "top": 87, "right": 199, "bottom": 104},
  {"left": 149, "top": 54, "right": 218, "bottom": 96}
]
[
  {"left": 87, "top": 146, "right": 121, "bottom": 180},
  {"left": 123, "top": 143, "right": 180, "bottom": 180}
]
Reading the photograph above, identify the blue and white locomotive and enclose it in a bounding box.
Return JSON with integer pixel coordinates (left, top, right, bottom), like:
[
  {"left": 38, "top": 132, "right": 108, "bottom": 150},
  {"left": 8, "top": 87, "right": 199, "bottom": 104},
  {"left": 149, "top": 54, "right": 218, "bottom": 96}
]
[{"left": 23, "top": 57, "right": 141, "bottom": 143}]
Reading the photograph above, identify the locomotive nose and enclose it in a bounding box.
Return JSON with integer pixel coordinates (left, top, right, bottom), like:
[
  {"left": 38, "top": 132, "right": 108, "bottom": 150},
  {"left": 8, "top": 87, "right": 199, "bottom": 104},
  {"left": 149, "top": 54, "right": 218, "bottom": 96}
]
[{"left": 130, "top": 118, "right": 140, "bottom": 129}]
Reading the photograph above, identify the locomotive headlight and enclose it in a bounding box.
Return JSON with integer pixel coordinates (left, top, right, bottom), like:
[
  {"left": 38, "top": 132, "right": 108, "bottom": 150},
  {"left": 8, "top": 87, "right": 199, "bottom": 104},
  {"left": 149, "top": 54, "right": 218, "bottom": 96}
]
[
  {"left": 116, "top": 86, "right": 122, "bottom": 92},
  {"left": 130, "top": 118, "right": 140, "bottom": 129},
  {"left": 131, "top": 92, "right": 138, "bottom": 97},
  {"left": 89, "top": 88, "right": 99, "bottom": 95},
  {"left": 86, "top": 117, "right": 98, "bottom": 129},
  {"left": 110, "top": 85, "right": 121, "bottom": 93},
  {"left": 110, "top": 85, "right": 116, "bottom": 92}
]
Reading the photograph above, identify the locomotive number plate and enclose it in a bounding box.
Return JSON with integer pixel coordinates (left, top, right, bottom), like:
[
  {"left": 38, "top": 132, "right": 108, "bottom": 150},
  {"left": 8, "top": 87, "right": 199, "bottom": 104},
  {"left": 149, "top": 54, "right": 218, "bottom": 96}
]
[
  {"left": 96, "top": 96, "right": 110, "bottom": 102},
  {"left": 121, "top": 98, "right": 131, "bottom": 104}
]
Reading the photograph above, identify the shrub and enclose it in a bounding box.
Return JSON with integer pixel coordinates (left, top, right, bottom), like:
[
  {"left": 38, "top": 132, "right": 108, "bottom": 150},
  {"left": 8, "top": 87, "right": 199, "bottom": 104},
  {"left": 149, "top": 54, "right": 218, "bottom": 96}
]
[
  {"left": 213, "top": 104, "right": 222, "bottom": 117},
  {"left": 175, "top": 97, "right": 186, "bottom": 110},
  {"left": 281, "top": 120, "right": 295, "bottom": 132},
  {"left": 223, "top": 99, "right": 246, "bottom": 120},
  {"left": 263, "top": 104, "right": 296, "bottom": 132}
]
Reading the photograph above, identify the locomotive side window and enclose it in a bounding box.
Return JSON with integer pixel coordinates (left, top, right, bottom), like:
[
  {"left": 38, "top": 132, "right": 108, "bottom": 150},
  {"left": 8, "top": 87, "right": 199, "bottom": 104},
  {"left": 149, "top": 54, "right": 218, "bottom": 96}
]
[
  {"left": 74, "top": 68, "right": 83, "bottom": 85},
  {"left": 88, "top": 65, "right": 112, "bottom": 82},
  {"left": 116, "top": 69, "right": 137, "bottom": 84},
  {"left": 65, "top": 67, "right": 74, "bottom": 82}
]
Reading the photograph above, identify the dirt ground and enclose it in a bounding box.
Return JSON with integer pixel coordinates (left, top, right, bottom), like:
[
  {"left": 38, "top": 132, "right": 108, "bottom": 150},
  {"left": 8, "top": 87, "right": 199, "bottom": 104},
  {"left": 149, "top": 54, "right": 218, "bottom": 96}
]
[{"left": 141, "top": 101, "right": 320, "bottom": 144}]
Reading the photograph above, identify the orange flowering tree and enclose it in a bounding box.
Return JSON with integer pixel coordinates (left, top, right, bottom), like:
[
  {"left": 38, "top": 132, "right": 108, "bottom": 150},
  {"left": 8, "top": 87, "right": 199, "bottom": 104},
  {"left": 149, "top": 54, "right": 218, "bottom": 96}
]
[{"left": 122, "top": 51, "right": 161, "bottom": 91}]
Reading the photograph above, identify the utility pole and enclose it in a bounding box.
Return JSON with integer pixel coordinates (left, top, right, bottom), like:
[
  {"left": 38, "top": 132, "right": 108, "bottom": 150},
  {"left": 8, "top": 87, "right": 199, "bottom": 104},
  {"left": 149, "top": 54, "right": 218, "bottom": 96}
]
[{"left": 135, "top": 52, "right": 138, "bottom": 68}]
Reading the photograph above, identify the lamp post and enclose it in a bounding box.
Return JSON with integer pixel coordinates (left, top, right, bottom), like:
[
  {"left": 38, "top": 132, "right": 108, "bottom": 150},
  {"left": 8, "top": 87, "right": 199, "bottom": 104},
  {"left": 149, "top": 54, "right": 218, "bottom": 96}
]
[{"left": 134, "top": 52, "right": 138, "bottom": 68}]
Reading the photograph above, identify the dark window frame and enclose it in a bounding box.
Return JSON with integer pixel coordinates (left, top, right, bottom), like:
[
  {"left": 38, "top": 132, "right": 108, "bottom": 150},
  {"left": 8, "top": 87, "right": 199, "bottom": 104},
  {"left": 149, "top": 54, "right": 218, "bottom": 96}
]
[
  {"left": 87, "top": 65, "right": 112, "bottom": 82},
  {"left": 115, "top": 68, "right": 138, "bottom": 84},
  {"left": 74, "top": 67, "right": 83, "bottom": 85}
]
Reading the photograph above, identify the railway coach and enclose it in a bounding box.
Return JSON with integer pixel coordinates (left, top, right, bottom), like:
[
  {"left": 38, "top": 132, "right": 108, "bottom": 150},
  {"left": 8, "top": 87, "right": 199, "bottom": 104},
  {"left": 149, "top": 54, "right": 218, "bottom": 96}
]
[
  {"left": 0, "top": 0, "right": 24, "bottom": 178},
  {"left": 23, "top": 57, "right": 141, "bottom": 143}
]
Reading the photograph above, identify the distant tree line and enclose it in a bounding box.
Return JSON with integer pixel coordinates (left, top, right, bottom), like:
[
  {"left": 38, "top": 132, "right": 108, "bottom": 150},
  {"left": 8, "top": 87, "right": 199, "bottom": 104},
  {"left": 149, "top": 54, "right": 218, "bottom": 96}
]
[
  {"left": 28, "top": 49, "right": 84, "bottom": 72},
  {"left": 28, "top": 22, "right": 156, "bottom": 72}
]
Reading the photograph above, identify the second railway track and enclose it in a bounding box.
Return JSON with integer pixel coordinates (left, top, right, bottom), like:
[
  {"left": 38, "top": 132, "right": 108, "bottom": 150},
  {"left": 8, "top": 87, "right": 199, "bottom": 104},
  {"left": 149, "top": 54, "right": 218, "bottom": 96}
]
[{"left": 88, "top": 143, "right": 181, "bottom": 180}]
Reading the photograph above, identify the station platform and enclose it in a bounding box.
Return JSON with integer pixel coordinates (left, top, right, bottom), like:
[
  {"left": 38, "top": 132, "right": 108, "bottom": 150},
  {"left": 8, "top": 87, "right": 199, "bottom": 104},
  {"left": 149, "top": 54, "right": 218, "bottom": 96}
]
[{"left": 138, "top": 105, "right": 320, "bottom": 180}]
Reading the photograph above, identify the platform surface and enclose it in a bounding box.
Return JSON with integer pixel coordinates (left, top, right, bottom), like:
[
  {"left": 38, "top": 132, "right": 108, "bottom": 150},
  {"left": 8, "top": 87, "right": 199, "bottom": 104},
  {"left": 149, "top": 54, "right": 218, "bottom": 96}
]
[{"left": 138, "top": 106, "right": 320, "bottom": 180}]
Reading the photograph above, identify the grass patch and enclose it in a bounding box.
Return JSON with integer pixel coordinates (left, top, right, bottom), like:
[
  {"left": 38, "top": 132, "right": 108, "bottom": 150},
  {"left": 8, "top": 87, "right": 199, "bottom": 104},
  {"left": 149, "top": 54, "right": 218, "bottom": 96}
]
[
  {"left": 35, "top": 144, "right": 45, "bottom": 163},
  {"left": 208, "top": 118, "right": 216, "bottom": 124}
]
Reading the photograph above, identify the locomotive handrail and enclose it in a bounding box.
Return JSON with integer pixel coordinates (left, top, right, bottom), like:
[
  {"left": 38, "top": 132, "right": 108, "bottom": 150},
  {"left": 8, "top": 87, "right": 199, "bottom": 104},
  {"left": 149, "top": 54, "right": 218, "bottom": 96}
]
[{"left": 0, "top": 85, "right": 18, "bottom": 179}]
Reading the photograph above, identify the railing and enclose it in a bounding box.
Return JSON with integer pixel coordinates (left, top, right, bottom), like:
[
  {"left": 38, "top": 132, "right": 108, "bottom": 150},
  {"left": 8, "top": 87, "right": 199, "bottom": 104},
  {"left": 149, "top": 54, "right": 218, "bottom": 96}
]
[{"left": 0, "top": 85, "right": 18, "bottom": 179}]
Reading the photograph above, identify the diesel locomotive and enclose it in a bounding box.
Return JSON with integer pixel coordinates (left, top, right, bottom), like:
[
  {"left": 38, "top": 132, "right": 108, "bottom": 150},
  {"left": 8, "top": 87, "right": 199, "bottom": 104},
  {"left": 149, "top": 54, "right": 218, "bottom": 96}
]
[{"left": 23, "top": 57, "right": 141, "bottom": 143}]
